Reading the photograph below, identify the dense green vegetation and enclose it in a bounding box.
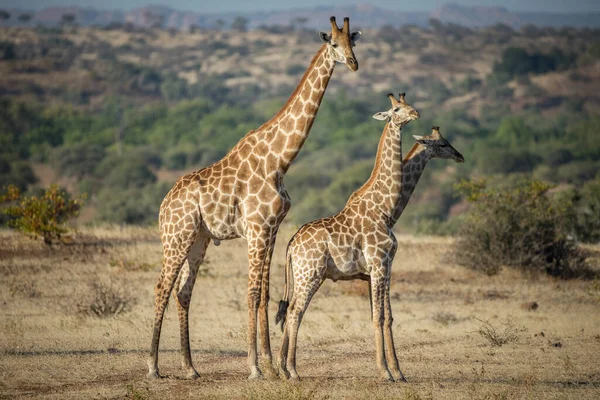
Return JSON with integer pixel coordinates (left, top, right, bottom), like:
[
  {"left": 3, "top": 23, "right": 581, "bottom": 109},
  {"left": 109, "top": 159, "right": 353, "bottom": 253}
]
[{"left": 0, "top": 23, "right": 599, "bottom": 236}]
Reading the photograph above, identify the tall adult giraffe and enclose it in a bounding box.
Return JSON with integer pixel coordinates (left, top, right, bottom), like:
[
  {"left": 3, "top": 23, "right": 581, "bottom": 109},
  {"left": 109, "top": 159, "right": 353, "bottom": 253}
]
[
  {"left": 276, "top": 95, "right": 463, "bottom": 382},
  {"left": 147, "top": 17, "right": 361, "bottom": 380}
]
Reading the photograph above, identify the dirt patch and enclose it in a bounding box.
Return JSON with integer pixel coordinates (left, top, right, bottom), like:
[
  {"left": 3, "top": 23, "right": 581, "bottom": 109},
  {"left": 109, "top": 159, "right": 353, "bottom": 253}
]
[{"left": 1, "top": 227, "right": 600, "bottom": 399}]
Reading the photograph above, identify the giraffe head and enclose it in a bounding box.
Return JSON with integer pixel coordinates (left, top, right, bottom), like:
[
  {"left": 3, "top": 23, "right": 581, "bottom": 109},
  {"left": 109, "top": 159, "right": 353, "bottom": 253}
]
[
  {"left": 413, "top": 126, "right": 465, "bottom": 163},
  {"left": 372, "top": 93, "right": 420, "bottom": 127},
  {"left": 319, "top": 16, "right": 361, "bottom": 71}
]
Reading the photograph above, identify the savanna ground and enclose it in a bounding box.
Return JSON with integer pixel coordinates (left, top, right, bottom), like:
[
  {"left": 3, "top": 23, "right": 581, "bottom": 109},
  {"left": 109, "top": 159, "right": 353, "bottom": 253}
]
[{"left": 1, "top": 226, "right": 599, "bottom": 399}]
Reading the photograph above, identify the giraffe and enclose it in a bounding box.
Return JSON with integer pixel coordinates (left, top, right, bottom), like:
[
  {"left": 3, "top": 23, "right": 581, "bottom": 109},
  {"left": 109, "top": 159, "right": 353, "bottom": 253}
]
[
  {"left": 348, "top": 125, "right": 465, "bottom": 225},
  {"left": 274, "top": 92, "right": 419, "bottom": 382},
  {"left": 276, "top": 95, "right": 464, "bottom": 382},
  {"left": 147, "top": 17, "right": 362, "bottom": 380}
]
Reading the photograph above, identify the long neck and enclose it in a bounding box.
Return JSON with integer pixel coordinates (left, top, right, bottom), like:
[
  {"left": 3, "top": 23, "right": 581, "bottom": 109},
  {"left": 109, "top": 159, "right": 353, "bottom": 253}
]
[
  {"left": 390, "top": 143, "right": 430, "bottom": 225},
  {"left": 247, "top": 44, "right": 336, "bottom": 173},
  {"left": 350, "top": 121, "right": 403, "bottom": 223}
]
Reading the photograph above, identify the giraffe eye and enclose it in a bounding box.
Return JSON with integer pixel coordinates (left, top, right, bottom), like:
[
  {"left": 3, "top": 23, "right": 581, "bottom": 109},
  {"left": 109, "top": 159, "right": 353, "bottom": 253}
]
[
  {"left": 394, "top": 108, "right": 399, "bottom": 112},
  {"left": 331, "top": 43, "right": 338, "bottom": 48}
]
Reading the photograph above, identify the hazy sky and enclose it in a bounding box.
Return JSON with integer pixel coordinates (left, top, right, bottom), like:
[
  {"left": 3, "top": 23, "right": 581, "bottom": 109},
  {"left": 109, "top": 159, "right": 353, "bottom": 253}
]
[{"left": 4, "top": 0, "right": 600, "bottom": 13}]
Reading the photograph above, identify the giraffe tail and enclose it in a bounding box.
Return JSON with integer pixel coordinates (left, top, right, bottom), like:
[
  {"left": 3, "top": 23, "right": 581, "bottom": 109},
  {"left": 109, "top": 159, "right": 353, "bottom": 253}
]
[{"left": 275, "top": 241, "right": 293, "bottom": 331}]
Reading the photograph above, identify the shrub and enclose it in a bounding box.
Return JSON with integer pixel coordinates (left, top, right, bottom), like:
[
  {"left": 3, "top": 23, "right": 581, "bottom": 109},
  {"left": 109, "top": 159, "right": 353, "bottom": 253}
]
[
  {"left": 574, "top": 178, "right": 600, "bottom": 243},
  {"left": 1, "top": 185, "right": 85, "bottom": 244},
  {"left": 452, "top": 178, "right": 586, "bottom": 278}
]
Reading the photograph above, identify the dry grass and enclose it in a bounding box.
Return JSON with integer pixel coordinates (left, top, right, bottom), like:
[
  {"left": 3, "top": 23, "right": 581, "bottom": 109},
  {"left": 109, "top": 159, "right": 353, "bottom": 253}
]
[
  {"left": 1, "top": 227, "right": 600, "bottom": 399},
  {"left": 474, "top": 318, "right": 522, "bottom": 347}
]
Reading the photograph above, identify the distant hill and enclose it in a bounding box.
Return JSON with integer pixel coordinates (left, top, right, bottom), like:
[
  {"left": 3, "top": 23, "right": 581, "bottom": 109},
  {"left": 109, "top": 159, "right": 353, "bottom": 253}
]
[{"left": 2, "top": 3, "right": 600, "bottom": 30}]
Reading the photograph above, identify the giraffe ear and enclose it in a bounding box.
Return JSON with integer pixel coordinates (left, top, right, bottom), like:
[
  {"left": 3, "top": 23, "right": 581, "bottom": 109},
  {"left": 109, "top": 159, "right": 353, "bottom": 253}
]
[
  {"left": 372, "top": 111, "right": 390, "bottom": 121},
  {"left": 319, "top": 32, "right": 332, "bottom": 43},
  {"left": 350, "top": 31, "right": 362, "bottom": 43}
]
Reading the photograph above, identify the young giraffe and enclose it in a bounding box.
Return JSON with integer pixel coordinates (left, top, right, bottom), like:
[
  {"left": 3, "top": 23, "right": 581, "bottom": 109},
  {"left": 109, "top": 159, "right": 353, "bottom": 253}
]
[
  {"left": 275, "top": 92, "right": 419, "bottom": 382},
  {"left": 277, "top": 96, "right": 465, "bottom": 382},
  {"left": 148, "top": 17, "right": 361, "bottom": 380}
]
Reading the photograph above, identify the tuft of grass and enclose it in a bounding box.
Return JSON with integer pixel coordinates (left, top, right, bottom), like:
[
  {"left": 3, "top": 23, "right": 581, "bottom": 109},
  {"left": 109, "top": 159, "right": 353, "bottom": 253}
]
[
  {"left": 74, "top": 279, "right": 135, "bottom": 317},
  {"left": 431, "top": 311, "right": 458, "bottom": 326},
  {"left": 475, "top": 318, "right": 523, "bottom": 347}
]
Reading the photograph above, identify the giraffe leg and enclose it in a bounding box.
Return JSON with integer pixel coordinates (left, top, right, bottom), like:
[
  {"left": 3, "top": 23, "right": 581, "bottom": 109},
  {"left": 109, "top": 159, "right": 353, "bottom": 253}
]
[
  {"left": 258, "top": 241, "right": 278, "bottom": 379},
  {"left": 286, "top": 275, "right": 323, "bottom": 380},
  {"left": 371, "top": 276, "right": 394, "bottom": 382},
  {"left": 147, "top": 229, "right": 199, "bottom": 379},
  {"left": 383, "top": 280, "right": 406, "bottom": 382},
  {"left": 277, "top": 315, "right": 292, "bottom": 379},
  {"left": 172, "top": 235, "right": 210, "bottom": 379},
  {"left": 246, "top": 230, "right": 272, "bottom": 380}
]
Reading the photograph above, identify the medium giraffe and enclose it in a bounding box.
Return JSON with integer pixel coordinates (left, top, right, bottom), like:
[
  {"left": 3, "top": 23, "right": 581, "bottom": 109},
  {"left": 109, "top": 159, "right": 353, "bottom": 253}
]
[
  {"left": 347, "top": 125, "right": 465, "bottom": 225},
  {"left": 275, "top": 92, "right": 419, "bottom": 381},
  {"left": 147, "top": 17, "right": 361, "bottom": 380}
]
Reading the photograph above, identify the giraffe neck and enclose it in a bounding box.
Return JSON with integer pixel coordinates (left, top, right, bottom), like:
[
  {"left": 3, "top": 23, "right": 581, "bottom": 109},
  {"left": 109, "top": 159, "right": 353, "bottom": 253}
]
[
  {"left": 244, "top": 44, "right": 336, "bottom": 174},
  {"left": 390, "top": 143, "right": 431, "bottom": 225},
  {"left": 350, "top": 121, "right": 403, "bottom": 223}
]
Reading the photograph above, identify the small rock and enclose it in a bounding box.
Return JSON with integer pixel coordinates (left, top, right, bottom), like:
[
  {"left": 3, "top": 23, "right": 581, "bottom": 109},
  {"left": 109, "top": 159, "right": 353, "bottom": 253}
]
[
  {"left": 521, "top": 301, "right": 539, "bottom": 311},
  {"left": 552, "top": 342, "right": 562, "bottom": 348}
]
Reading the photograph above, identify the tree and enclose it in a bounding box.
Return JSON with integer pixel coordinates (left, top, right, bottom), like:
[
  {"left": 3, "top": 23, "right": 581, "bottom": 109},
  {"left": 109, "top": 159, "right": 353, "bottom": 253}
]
[
  {"left": 214, "top": 19, "right": 225, "bottom": 31},
  {"left": 231, "top": 16, "right": 248, "bottom": 32},
  {"left": 143, "top": 10, "right": 164, "bottom": 29},
  {"left": 428, "top": 18, "right": 444, "bottom": 34},
  {"left": 18, "top": 13, "right": 32, "bottom": 23},
  {"left": 61, "top": 13, "right": 76, "bottom": 26},
  {"left": 0, "top": 10, "right": 10, "bottom": 21},
  {"left": 291, "top": 16, "right": 308, "bottom": 32}
]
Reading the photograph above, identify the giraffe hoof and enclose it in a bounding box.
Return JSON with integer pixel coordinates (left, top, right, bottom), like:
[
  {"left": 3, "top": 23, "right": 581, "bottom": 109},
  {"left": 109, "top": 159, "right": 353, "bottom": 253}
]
[
  {"left": 381, "top": 373, "right": 394, "bottom": 382},
  {"left": 186, "top": 370, "right": 200, "bottom": 379},
  {"left": 278, "top": 367, "right": 290, "bottom": 380},
  {"left": 146, "top": 371, "right": 160, "bottom": 379},
  {"left": 248, "top": 370, "right": 263, "bottom": 380}
]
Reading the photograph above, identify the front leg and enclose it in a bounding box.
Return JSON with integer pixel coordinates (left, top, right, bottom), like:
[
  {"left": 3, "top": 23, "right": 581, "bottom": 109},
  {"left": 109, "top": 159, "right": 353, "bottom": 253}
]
[
  {"left": 258, "top": 236, "right": 278, "bottom": 378},
  {"left": 383, "top": 280, "right": 406, "bottom": 382},
  {"left": 371, "top": 275, "right": 394, "bottom": 382}
]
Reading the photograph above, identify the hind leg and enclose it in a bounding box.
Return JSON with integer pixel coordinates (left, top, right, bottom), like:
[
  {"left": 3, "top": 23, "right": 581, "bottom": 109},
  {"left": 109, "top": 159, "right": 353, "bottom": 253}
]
[
  {"left": 172, "top": 235, "right": 210, "bottom": 379},
  {"left": 147, "top": 222, "right": 200, "bottom": 379},
  {"left": 285, "top": 272, "right": 325, "bottom": 380}
]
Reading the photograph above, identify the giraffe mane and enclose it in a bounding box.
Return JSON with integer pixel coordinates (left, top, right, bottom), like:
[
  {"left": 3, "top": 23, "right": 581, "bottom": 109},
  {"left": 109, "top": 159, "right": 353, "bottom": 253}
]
[{"left": 403, "top": 142, "right": 423, "bottom": 163}]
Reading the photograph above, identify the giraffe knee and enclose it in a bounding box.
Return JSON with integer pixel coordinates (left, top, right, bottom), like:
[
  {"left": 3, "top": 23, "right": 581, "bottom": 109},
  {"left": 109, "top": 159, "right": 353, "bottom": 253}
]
[
  {"left": 176, "top": 291, "right": 191, "bottom": 309},
  {"left": 247, "top": 290, "right": 261, "bottom": 309},
  {"left": 385, "top": 316, "right": 394, "bottom": 328}
]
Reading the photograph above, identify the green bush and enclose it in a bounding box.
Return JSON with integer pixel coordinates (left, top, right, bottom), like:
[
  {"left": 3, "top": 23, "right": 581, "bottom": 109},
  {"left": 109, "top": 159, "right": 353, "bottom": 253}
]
[
  {"left": 452, "top": 178, "right": 588, "bottom": 278},
  {"left": 0, "top": 157, "right": 37, "bottom": 190},
  {"left": 1, "top": 185, "right": 85, "bottom": 244},
  {"left": 574, "top": 178, "right": 600, "bottom": 243},
  {"left": 96, "top": 182, "right": 170, "bottom": 225}
]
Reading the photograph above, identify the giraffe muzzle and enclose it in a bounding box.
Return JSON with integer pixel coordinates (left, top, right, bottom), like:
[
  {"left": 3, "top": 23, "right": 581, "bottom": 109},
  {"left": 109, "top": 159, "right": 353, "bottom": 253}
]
[{"left": 346, "top": 57, "right": 358, "bottom": 71}]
